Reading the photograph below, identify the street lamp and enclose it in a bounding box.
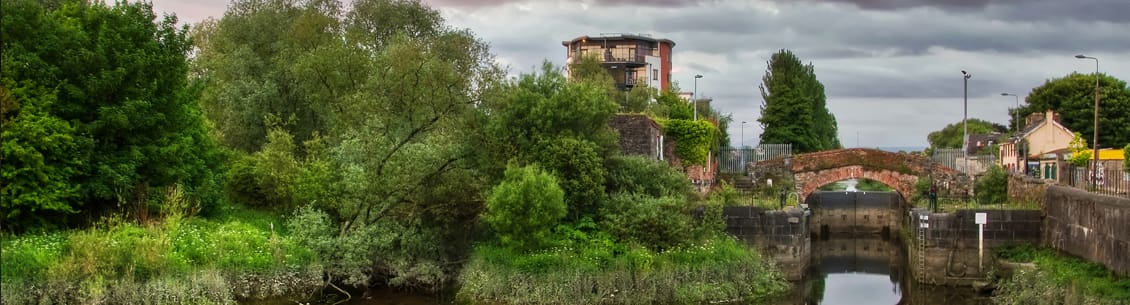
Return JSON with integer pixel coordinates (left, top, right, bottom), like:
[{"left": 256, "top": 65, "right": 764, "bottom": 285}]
[
  {"left": 1001, "top": 92, "right": 1022, "bottom": 174},
  {"left": 1076, "top": 54, "right": 1100, "bottom": 189},
  {"left": 741, "top": 121, "right": 746, "bottom": 149},
  {"left": 693, "top": 74, "right": 703, "bottom": 120},
  {"left": 962, "top": 70, "right": 971, "bottom": 174}
]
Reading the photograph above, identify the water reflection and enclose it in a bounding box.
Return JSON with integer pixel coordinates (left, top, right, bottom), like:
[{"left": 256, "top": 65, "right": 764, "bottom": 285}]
[{"left": 769, "top": 235, "right": 990, "bottom": 305}]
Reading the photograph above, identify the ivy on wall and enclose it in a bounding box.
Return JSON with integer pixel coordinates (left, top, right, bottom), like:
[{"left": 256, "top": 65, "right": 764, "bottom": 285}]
[{"left": 660, "top": 119, "right": 718, "bottom": 167}]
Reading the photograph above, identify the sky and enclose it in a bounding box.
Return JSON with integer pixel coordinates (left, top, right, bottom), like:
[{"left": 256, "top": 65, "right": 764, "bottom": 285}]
[{"left": 152, "top": 0, "right": 1130, "bottom": 149}]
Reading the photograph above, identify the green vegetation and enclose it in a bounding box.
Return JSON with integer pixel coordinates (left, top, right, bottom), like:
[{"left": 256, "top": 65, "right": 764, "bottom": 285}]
[
  {"left": 758, "top": 49, "right": 841, "bottom": 153},
  {"left": 1, "top": 0, "right": 222, "bottom": 231},
  {"left": 926, "top": 119, "right": 1006, "bottom": 150},
  {"left": 1020, "top": 73, "right": 1130, "bottom": 146},
  {"left": 457, "top": 235, "right": 787, "bottom": 305},
  {"left": 975, "top": 165, "right": 1008, "bottom": 205},
  {"left": 1125, "top": 144, "right": 1130, "bottom": 173},
  {"left": 994, "top": 245, "right": 1130, "bottom": 305},
  {"left": 0, "top": 205, "right": 314, "bottom": 304},
  {"left": 1, "top": 0, "right": 783, "bottom": 304},
  {"left": 1067, "top": 132, "right": 1093, "bottom": 167}
]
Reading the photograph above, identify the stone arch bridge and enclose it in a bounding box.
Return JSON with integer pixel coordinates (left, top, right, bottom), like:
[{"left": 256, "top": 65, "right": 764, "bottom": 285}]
[{"left": 748, "top": 148, "right": 972, "bottom": 201}]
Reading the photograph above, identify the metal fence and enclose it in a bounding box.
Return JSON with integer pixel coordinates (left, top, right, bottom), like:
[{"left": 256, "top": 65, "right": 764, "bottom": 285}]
[
  {"left": 931, "top": 148, "right": 995, "bottom": 175},
  {"left": 1061, "top": 165, "right": 1130, "bottom": 197},
  {"left": 717, "top": 144, "right": 792, "bottom": 175}
]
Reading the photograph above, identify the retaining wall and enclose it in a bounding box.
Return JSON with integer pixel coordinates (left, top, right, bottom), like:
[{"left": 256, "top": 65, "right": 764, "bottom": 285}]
[
  {"left": 724, "top": 206, "right": 810, "bottom": 281},
  {"left": 1043, "top": 185, "right": 1130, "bottom": 276},
  {"left": 908, "top": 208, "right": 1042, "bottom": 285}
]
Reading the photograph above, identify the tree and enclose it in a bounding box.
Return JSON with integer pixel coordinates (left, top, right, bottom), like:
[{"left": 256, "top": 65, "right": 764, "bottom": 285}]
[
  {"left": 484, "top": 165, "right": 566, "bottom": 251},
  {"left": 1123, "top": 144, "right": 1130, "bottom": 173},
  {"left": 1, "top": 0, "right": 222, "bottom": 226},
  {"left": 758, "top": 49, "right": 840, "bottom": 153},
  {"left": 0, "top": 81, "right": 83, "bottom": 230},
  {"left": 1067, "top": 132, "right": 1093, "bottom": 167},
  {"left": 200, "top": 0, "right": 506, "bottom": 290},
  {"left": 926, "top": 119, "right": 1006, "bottom": 149},
  {"left": 1021, "top": 73, "right": 1130, "bottom": 148}
]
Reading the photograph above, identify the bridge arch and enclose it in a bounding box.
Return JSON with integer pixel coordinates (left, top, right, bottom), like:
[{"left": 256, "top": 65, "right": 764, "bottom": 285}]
[{"left": 749, "top": 148, "right": 971, "bottom": 201}]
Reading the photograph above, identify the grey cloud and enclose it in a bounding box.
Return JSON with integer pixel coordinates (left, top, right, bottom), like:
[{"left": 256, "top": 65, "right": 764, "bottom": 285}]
[{"left": 424, "top": 0, "right": 717, "bottom": 9}]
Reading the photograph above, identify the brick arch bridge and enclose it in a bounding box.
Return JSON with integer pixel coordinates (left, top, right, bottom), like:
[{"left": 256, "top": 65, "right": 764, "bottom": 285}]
[{"left": 748, "top": 148, "right": 972, "bottom": 201}]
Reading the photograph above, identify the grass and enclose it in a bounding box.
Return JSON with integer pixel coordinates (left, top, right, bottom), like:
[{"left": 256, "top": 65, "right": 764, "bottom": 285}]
[
  {"left": 994, "top": 245, "right": 1130, "bottom": 304},
  {"left": 912, "top": 197, "right": 1041, "bottom": 213},
  {"left": 0, "top": 204, "right": 315, "bottom": 305},
  {"left": 456, "top": 235, "right": 788, "bottom": 305}
]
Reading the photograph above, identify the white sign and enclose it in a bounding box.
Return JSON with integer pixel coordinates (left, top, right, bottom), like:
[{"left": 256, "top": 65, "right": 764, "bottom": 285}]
[{"left": 975, "top": 213, "right": 988, "bottom": 225}]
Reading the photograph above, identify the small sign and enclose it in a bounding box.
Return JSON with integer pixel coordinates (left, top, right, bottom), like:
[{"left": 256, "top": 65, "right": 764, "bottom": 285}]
[
  {"left": 920, "top": 223, "right": 930, "bottom": 229},
  {"left": 920, "top": 215, "right": 929, "bottom": 221},
  {"left": 975, "top": 213, "right": 988, "bottom": 225}
]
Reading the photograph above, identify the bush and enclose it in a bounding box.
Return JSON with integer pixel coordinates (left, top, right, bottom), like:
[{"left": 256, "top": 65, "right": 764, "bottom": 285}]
[
  {"left": 485, "top": 165, "right": 567, "bottom": 252},
  {"left": 605, "top": 155, "right": 693, "bottom": 199},
  {"left": 975, "top": 165, "right": 1008, "bottom": 205},
  {"left": 600, "top": 193, "right": 693, "bottom": 251}
]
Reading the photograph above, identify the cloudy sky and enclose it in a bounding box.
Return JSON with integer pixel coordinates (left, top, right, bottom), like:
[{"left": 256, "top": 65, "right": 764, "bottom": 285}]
[{"left": 153, "top": 0, "right": 1130, "bottom": 149}]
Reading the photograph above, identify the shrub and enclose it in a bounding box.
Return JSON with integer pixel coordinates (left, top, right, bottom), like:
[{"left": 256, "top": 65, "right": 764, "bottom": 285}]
[
  {"left": 485, "top": 165, "right": 567, "bottom": 252},
  {"left": 600, "top": 193, "right": 693, "bottom": 251},
  {"left": 975, "top": 165, "right": 1008, "bottom": 205},
  {"left": 605, "top": 155, "right": 693, "bottom": 199}
]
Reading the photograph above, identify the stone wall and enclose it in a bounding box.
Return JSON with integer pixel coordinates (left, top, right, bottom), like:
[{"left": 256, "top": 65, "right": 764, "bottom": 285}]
[
  {"left": 1043, "top": 185, "right": 1130, "bottom": 276},
  {"left": 807, "top": 191, "right": 902, "bottom": 238},
  {"left": 724, "top": 207, "right": 810, "bottom": 281},
  {"left": 1008, "top": 174, "right": 1048, "bottom": 205},
  {"left": 609, "top": 114, "right": 662, "bottom": 157},
  {"left": 908, "top": 208, "right": 1042, "bottom": 285}
]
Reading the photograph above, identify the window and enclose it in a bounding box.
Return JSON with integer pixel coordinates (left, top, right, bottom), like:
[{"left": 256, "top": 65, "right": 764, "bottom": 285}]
[{"left": 653, "top": 69, "right": 658, "bottom": 80}]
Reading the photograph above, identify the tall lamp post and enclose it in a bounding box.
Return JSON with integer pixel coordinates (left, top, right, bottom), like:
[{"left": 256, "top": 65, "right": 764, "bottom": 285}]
[
  {"left": 1001, "top": 92, "right": 1021, "bottom": 174},
  {"left": 1075, "top": 54, "right": 1100, "bottom": 189},
  {"left": 962, "top": 70, "right": 971, "bottom": 174},
  {"left": 693, "top": 74, "right": 703, "bottom": 120},
  {"left": 740, "top": 121, "right": 746, "bottom": 149}
]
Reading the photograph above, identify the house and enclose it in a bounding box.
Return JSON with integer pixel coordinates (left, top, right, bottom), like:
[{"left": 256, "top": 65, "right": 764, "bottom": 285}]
[
  {"left": 999, "top": 109, "right": 1074, "bottom": 179},
  {"left": 562, "top": 34, "right": 675, "bottom": 92}
]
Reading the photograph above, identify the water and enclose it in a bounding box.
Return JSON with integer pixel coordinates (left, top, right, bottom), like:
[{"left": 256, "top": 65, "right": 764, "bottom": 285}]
[{"left": 774, "top": 235, "right": 991, "bottom": 305}]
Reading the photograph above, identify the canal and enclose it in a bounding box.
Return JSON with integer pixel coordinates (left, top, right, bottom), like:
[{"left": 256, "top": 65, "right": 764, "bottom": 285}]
[{"left": 248, "top": 191, "right": 992, "bottom": 305}]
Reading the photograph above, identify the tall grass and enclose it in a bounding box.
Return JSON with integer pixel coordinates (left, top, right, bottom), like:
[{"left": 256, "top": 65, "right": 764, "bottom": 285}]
[
  {"left": 994, "top": 245, "right": 1130, "bottom": 305},
  {"left": 457, "top": 235, "right": 788, "bottom": 305},
  {"left": 0, "top": 205, "right": 315, "bottom": 304}
]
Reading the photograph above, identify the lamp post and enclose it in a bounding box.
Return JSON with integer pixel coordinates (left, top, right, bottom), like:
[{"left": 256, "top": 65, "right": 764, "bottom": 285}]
[
  {"left": 1001, "top": 92, "right": 1021, "bottom": 174},
  {"left": 962, "top": 70, "right": 971, "bottom": 174},
  {"left": 741, "top": 121, "right": 746, "bottom": 149},
  {"left": 1075, "top": 54, "right": 1100, "bottom": 189},
  {"left": 693, "top": 74, "right": 703, "bottom": 120}
]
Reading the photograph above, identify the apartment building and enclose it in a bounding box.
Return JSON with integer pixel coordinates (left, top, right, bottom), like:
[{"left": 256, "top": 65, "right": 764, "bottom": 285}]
[{"left": 562, "top": 34, "right": 675, "bottom": 92}]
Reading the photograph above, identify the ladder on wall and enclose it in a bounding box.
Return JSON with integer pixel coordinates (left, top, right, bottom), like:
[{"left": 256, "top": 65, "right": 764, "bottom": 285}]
[{"left": 917, "top": 213, "right": 929, "bottom": 282}]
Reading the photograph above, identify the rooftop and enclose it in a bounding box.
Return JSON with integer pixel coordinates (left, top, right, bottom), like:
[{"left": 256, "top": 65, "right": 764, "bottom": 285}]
[{"left": 562, "top": 33, "right": 676, "bottom": 47}]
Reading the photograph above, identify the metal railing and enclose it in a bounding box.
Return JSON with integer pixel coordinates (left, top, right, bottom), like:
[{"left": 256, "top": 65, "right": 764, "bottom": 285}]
[
  {"left": 1061, "top": 165, "right": 1130, "bottom": 197},
  {"left": 717, "top": 144, "right": 792, "bottom": 175},
  {"left": 931, "top": 148, "right": 995, "bottom": 175}
]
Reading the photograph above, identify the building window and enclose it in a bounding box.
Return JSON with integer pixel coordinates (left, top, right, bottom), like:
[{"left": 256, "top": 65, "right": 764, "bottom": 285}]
[{"left": 653, "top": 69, "right": 659, "bottom": 80}]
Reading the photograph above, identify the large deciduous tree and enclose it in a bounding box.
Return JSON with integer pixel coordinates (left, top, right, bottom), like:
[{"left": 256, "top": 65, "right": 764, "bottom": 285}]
[
  {"left": 1021, "top": 73, "right": 1130, "bottom": 148},
  {"left": 1, "top": 0, "right": 222, "bottom": 229},
  {"left": 201, "top": 0, "right": 504, "bottom": 291},
  {"left": 758, "top": 50, "right": 841, "bottom": 153}
]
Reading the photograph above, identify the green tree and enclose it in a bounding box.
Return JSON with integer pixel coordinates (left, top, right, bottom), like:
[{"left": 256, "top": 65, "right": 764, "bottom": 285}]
[
  {"left": 975, "top": 165, "right": 1008, "bottom": 205},
  {"left": 758, "top": 49, "right": 840, "bottom": 153},
  {"left": 1124, "top": 144, "right": 1130, "bottom": 173},
  {"left": 485, "top": 165, "right": 567, "bottom": 251},
  {"left": 0, "top": 81, "right": 83, "bottom": 230},
  {"left": 926, "top": 119, "right": 1006, "bottom": 149},
  {"left": 1067, "top": 132, "right": 1093, "bottom": 167},
  {"left": 1021, "top": 73, "right": 1130, "bottom": 148},
  {"left": 1, "top": 0, "right": 222, "bottom": 224}
]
